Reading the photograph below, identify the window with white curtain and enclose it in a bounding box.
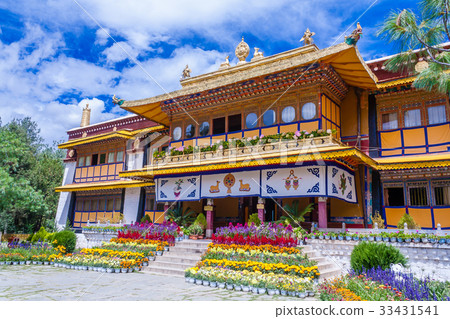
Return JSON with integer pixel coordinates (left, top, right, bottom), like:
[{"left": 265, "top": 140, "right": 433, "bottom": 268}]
[
  {"left": 301, "top": 102, "right": 316, "bottom": 120},
  {"left": 427, "top": 105, "right": 446, "bottom": 125},
  {"left": 404, "top": 109, "right": 421, "bottom": 128},
  {"left": 381, "top": 112, "right": 398, "bottom": 130},
  {"left": 281, "top": 106, "right": 296, "bottom": 123}
]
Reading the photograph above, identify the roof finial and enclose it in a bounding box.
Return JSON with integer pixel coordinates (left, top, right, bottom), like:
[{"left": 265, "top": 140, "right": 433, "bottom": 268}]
[
  {"left": 345, "top": 22, "right": 363, "bottom": 45},
  {"left": 80, "top": 103, "right": 91, "bottom": 127},
  {"left": 300, "top": 28, "right": 315, "bottom": 46},
  {"left": 181, "top": 64, "right": 191, "bottom": 80},
  {"left": 235, "top": 36, "right": 250, "bottom": 65}
]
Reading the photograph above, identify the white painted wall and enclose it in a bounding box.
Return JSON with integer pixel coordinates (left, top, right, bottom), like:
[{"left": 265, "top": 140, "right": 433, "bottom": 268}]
[
  {"left": 123, "top": 187, "right": 141, "bottom": 224},
  {"left": 54, "top": 161, "right": 76, "bottom": 230}
]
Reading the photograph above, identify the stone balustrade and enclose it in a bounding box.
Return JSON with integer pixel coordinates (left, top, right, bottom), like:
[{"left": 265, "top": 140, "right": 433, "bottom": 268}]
[{"left": 153, "top": 135, "right": 337, "bottom": 166}]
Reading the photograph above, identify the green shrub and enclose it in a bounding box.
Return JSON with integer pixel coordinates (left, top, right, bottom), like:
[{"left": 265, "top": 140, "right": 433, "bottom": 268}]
[
  {"left": 140, "top": 214, "right": 152, "bottom": 223},
  {"left": 52, "top": 230, "right": 77, "bottom": 253},
  {"left": 397, "top": 213, "right": 420, "bottom": 229},
  {"left": 31, "top": 227, "right": 49, "bottom": 243},
  {"left": 45, "top": 232, "right": 56, "bottom": 243},
  {"left": 350, "top": 242, "right": 407, "bottom": 273},
  {"left": 194, "top": 213, "right": 207, "bottom": 230},
  {"left": 248, "top": 213, "right": 261, "bottom": 226}
]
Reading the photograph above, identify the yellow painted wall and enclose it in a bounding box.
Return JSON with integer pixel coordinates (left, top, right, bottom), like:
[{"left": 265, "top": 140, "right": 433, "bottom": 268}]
[
  {"left": 214, "top": 198, "right": 239, "bottom": 217},
  {"left": 384, "top": 207, "right": 406, "bottom": 226},
  {"left": 408, "top": 208, "right": 433, "bottom": 229},
  {"left": 433, "top": 208, "right": 450, "bottom": 228},
  {"left": 340, "top": 87, "right": 357, "bottom": 138}
]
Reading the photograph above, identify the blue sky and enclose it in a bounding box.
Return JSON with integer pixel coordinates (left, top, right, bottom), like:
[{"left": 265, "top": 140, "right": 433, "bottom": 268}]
[{"left": 0, "top": 0, "right": 419, "bottom": 144}]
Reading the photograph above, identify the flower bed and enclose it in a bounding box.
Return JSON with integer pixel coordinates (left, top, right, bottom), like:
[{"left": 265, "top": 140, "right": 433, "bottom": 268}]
[
  {"left": 118, "top": 221, "right": 179, "bottom": 244},
  {"left": 318, "top": 268, "right": 450, "bottom": 301},
  {"left": 203, "top": 244, "right": 316, "bottom": 267},
  {"left": 185, "top": 242, "right": 318, "bottom": 297},
  {"left": 0, "top": 242, "right": 61, "bottom": 265},
  {"left": 212, "top": 223, "right": 297, "bottom": 247},
  {"left": 82, "top": 225, "right": 125, "bottom": 234}
]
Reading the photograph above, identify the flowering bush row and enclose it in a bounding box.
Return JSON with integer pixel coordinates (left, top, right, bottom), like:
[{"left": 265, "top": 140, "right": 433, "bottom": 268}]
[
  {"left": 0, "top": 244, "right": 61, "bottom": 263},
  {"left": 212, "top": 223, "right": 297, "bottom": 247},
  {"left": 203, "top": 244, "right": 316, "bottom": 268},
  {"left": 197, "top": 258, "right": 320, "bottom": 279},
  {"left": 208, "top": 243, "right": 302, "bottom": 255},
  {"left": 154, "top": 129, "right": 335, "bottom": 159},
  {"left": 310, "top": 230, "right": 450, "bottom": 244},
  {"left": 118, "top": 221, "right": 179, "bottom": 243},
  {"left": 319, "top": 268, "right": 449, "bottom": 301},
  {"left": 82, "top": 225, "right": 125, "bottom": 233},
  {"left": 185, "top": 267, "right": 314, "bottom": 293}
]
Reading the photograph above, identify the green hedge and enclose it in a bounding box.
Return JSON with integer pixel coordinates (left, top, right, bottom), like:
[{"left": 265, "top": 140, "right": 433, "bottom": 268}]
[
  {"left": 350, "top": 242, "right": 407, "bottom": 273},
  {"left": 52, "top": 230, "right": 77, "bottom": 253}
]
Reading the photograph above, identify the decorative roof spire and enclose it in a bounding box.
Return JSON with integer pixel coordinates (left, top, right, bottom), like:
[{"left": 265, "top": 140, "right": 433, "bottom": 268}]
[
  {"left": 181, "top": 64, "right": 191, "bottom": 80},
  {"left": 300, "top": 28, "right": 315, "bottom": 46},
  {"left": 235, "top": 36, "right": 250, "bottom": 65},
  {"left": 80, "top": 104, "right": 91, "bottom": 127}
]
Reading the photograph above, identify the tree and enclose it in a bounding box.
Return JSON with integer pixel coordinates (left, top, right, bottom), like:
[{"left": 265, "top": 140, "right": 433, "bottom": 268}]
[
  {"left": 378, "top": 0, "right": 450, "bottom": 94},
  {"left": 0, "top": 117, "right": 64, "bottom": 233},
  {"left": 279, "top": 201, "right": 314, "bottom": 226}
]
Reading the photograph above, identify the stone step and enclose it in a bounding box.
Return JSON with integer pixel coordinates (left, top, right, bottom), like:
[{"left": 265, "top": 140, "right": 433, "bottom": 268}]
[
  {"left": 142, "top": 265, "right": 185, "bottom": 277},
  {"left": 317, "top": 261, "right": 336, "bottom": 271},
  {"left": 175, "top": 240, "right": 211, "bottom": 249},
  {"left": 151, "top": 260, "right": 195, "bottom": 270},
  {"left": 168, "top": 247, "right": 208, "bottom": 254},
  {"left": 162, "top": 251, "right": 204, "bottom": 259},
  {"left": 318, "top": 267, "right": 342, "bottom": 280},
  {"left": 155, "top": 255, "right": 201, "bottom": 265}
]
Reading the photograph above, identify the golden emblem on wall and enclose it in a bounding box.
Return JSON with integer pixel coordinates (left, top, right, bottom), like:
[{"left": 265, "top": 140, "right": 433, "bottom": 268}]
[
  {"left": 223, "top": 173, "right": 235, "bottom": 193},
  {"left": 209, "top": 181, "right": 220, "bottom": 193}
]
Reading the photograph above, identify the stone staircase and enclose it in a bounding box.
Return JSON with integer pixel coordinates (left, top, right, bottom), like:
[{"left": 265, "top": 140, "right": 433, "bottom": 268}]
[
  {"left": 301, "top": 245, "right": 342, "bottom": 280},
  {"left": 142, "top": 239, "right": 210, "bottom": 277}
]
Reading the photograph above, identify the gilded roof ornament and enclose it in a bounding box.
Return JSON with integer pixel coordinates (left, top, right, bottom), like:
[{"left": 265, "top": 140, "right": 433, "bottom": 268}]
[
  {"left": 345, "top": 22, "right": 363, "bottom": 45},
  {"left": 251, "top": 47, "right": 264, "bottom": 61},
  {"left": 235, "top": 37, "right": 250, "bottom": 65},
  {"left": 218, "top": 55, "right": 230, "bottom": 70},
  {"left": 300, "top": 28, "right": 315, "bottom": 46},
  {"left": 112, "top": 95, "right": 124, "bottom": 106},
  {"left": 181, "top": 64, "right": 191, "bottom": 80}
]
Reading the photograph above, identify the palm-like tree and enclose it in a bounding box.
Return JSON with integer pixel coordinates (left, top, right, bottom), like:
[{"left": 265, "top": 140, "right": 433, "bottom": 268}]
[
  {"left": 165, "top": 205, "right": 196, "bottom": 227},
  {"left": 377, "top": 0, "right": 450, "bottom": 94},
  {"left": 279, "top": 201, "right": 314, "bottom": 226}
]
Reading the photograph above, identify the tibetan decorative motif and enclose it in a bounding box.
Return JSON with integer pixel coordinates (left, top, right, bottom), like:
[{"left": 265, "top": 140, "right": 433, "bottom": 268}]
[
  {"left": 327, "top": 166, "right": 356, "bottom": 202},
  {"left": 202, "top": 170, "right": 260, "bottom": 198},
  {"left": 156, "top": 176, "right": 200, "bottom": 201},
  {"left": 235, "top": 37, "right": 250, "bottom": 64}
]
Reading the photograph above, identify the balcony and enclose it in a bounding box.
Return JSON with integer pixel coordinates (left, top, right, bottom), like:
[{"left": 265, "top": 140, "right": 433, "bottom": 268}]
[
  {"left": 153, "top": 134, "right": 340, "bottom": 166},
  {"left": 74, "top": 162, "right": 124, "bottom": 183}
]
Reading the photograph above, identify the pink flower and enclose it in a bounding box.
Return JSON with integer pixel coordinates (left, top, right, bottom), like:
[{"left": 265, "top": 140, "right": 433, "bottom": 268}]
[
  {"left": 260, "top": 134, "right": 265, "bottom": 138},
  {"left": 295, "top": 130, "right": 301, "bottom": 137}
]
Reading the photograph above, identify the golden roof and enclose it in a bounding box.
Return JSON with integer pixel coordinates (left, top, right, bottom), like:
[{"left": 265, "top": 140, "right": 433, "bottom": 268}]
[
  {"left": 58, "top": 125, "right": 166, "bottom": 149},
  {"left": 55, "top": 180, "right": 154, "bottom": 192},
  {"left": 375, "top": 153, "right": 450, "bottom": 170},
  {"left": 122, "top": 43, "right": 378, "bottom": 124}
]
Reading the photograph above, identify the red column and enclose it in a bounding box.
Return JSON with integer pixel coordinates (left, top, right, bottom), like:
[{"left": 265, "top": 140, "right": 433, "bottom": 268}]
[
  {"left": 206, "top": 199, "right": 214, "bottom": 238},
  {"left": 318, "top": 197, "right": 327, "bottom": 229}
]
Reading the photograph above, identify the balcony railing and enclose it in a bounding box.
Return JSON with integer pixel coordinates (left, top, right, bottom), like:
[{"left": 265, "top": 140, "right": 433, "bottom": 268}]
[{"left": 153, "top": 135, "right": 340, "bottom": 166}]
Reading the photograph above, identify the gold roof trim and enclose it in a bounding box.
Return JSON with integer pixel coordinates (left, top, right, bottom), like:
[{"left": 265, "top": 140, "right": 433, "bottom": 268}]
[
  {"left": 55, "top": 180, "right": 154, "bottom": 192},
  {"left": 375, "top": 153, "right": 450, "bottom": 170},
  {"left": 58, "top": 125, "right": 166, "bottom": 149},
  {"left": 120, "top": 147, "right": 377, "bottom": 179}
]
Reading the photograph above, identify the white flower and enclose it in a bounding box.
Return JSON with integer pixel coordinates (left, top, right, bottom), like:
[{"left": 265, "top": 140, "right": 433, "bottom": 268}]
[
  {"left": 326, "top": 129, "right": 332, "bottom": 134},
  {"left": 309, "top": 134, "right": 314, "bottom": 138}
]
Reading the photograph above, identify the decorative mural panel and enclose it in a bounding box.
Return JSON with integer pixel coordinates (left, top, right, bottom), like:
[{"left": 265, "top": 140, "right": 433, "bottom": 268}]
[
  {"left": 156, "top": 176, "right": 200, "bottom": 201},
  {"left": 261, "top": 166, "right": 326, "bottom": 198},
  {"left": 201, "top": 170, "right": 261, "bottom": 198},
  {"left": 327, "top": 166, "right": 356, "bottom": 203}
]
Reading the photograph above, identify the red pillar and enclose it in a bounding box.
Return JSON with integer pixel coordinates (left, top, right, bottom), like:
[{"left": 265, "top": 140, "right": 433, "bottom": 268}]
[
  {"left": 257, "top": 197, "right": 265, "bottom": 223},
  {"left": 318, "top": 197, "right": 327, "bottom": 229},
  {"left": 206, "top": 199, "right": 214, "bottom": 238}
]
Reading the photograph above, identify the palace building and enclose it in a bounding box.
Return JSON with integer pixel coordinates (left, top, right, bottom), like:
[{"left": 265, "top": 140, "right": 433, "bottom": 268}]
[{"left": 55, "top": 30, "right": 450, "bottom": 232}]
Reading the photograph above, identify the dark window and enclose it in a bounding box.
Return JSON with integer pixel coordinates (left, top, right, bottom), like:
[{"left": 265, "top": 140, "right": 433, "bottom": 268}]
[
  {"left": 99, "top": 199, "right": 106, "bottom": 211},
  {"left": 92, "top": 154, "right": 99, "bottom": 165},
  {"left": 213, "top": 117, "right": 226, "bottom": 134},
  {"left": 228, "top": 114, "right": 242, "bottom": 132},
  {"left": 384, "top": 187, "right": 404, "bottom": 206},
  {"left": 99, "top": 153, "right": 106, "bottom": 164},
  {"left": 199, "top": 121, "right": 210, "bottom": 136},
  {"left": 114, "top": 198, "right": 122, "bottom": 211},
  {"left": 186, "top": 124, "right": 195, "bottom": 138},
  {"left": 434, "top": 186, "right": 450, "bottom": 206},
  {"left": 409, "top": 187, "right": 428, "bottom": 206},
  {"left": 156, "top": 203, "right": 165, "bottom": 211},
  {"left": 107, "top": 199, "right": 114, "bottom": 211}
]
